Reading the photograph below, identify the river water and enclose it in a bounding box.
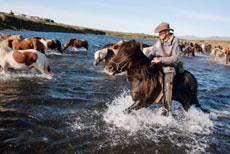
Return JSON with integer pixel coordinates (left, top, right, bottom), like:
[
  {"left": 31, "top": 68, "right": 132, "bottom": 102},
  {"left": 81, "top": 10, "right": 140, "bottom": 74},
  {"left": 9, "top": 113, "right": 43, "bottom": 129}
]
[{"left": 0, "top": 31, "right": 229, "bottom": 154}]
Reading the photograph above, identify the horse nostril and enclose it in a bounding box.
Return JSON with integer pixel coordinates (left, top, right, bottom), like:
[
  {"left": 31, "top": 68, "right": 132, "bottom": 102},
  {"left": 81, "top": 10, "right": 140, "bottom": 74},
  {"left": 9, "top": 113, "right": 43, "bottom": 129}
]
[{"left": 108, "top": 66, "right": 113, "bottom": 71}]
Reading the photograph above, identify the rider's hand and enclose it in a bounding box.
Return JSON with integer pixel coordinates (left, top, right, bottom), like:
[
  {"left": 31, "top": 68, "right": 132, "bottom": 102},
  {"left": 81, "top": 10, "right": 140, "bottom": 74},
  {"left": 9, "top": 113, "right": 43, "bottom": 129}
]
[{"left": 153, "top": 57, "right": 161, "bottom": 63}]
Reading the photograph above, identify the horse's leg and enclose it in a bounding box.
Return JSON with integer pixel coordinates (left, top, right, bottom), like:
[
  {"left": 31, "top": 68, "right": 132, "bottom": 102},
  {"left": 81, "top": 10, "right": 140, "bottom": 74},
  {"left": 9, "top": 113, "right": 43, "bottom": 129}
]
[
  {"left": 31, "top": 67, "right": 37, "bottom": 74},
  {"left": 125, "top": 100, "right": 147, "bottom": 113},
  {"left": 2, "top": 67, "right": 8, "bottom": 74}
]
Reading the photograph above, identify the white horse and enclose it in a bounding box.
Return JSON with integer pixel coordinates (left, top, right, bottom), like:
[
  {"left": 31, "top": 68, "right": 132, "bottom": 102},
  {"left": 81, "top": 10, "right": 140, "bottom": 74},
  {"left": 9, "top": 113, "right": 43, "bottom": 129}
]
[{"left": 0, "top": 45, "right": 53, "bottom": 75}]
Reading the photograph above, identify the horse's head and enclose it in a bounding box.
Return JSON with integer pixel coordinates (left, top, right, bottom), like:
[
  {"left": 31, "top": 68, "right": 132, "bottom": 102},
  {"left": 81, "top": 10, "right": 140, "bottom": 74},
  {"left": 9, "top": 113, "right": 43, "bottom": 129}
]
[{"left": 106, "top": 40, "right": 144, "bottom": 75}]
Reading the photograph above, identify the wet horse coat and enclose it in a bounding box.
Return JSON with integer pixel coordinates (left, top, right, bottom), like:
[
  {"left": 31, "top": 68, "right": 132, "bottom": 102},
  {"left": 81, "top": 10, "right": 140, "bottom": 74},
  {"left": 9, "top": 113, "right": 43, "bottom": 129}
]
[{"left": 106, "top": 40, "right": 201, "bottom": 113}]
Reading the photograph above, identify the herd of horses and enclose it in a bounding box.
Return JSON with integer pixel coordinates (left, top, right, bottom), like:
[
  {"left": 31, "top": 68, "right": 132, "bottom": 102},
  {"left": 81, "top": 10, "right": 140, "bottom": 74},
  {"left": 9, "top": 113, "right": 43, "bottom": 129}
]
[
  {"left": 1, "top": 32, "right": 226, "bottom": 116},
  {"left": 0, "top": 33, "right": 89, "bottom": 75},
  {"left": 180, "top": 41, "right": 230, "bottom": 64}
]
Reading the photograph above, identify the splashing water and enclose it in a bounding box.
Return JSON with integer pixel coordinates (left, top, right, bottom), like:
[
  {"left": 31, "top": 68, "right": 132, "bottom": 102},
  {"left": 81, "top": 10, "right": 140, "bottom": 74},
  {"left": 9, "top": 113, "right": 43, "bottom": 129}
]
[{"left": 103, "top": 90, "right": 214, "bottom": 153}]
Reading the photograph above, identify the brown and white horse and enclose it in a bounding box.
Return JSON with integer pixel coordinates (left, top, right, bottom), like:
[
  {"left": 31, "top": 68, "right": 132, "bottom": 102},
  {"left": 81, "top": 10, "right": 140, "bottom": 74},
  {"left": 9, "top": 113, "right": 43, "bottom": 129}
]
[
  {"left": 0, "top": 45, "right": 53, "bottom": 75},
  {"left": 211, "top": 48, "right": 224, "bottom": 60},
  {"left": 1, "top": 38, "right": 46, "bottom": 54},
  {"left": 64, "top": 38, "right": 88, "bottom": 50},
  {"left": 94, "top": 48, "right": 118, "bottom": 66}
]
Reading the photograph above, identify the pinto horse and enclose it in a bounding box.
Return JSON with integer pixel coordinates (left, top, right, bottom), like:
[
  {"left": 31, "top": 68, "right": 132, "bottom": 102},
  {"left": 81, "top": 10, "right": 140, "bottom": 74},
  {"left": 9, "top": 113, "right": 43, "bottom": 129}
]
[
  {"left": 94, "top": 48, "right": 118, "bottom": 66},
  {"left": 0, "top": 45, "right": 53, "bottom": 75},
  {"left": 64, "top": 38, "right": 88, "bottom": 50},
  {"left": 1, "top": 38, "right": 45, "bottom": 54},
  {"left": 34, "top": 37, "right": 65, "bottom": 54},
  {"left": 105, "top": 40, "right": 202, "bottom": 114}
]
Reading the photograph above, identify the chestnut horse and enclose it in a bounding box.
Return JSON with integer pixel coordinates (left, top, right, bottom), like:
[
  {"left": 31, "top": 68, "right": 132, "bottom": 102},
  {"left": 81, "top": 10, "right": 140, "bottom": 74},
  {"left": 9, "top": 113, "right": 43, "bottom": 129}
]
[
  {"left": 224, "top": 48, "right": 230, "bottom": 64},
  {"left": 0, "top": 33, "right": 24, "bottom": 40},
  {"left": 182, "top": 47, "right": 195, "bottom": 57},
  {"left": 102, "top": 40, "right": 127, "bottom": 50},
  {"left": 64, "top": 38, "right": 88, "bottom": 50},
  {"left": 1, "top": 38, "right": 45, "bottom": 54},
  {"left": 106, "top": 40, "right": 203, "bottom": 114}
]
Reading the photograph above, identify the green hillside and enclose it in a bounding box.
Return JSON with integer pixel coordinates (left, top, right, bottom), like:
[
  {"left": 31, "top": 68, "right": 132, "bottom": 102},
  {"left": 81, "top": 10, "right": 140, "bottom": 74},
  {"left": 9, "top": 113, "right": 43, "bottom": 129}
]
[{"left": 0, "top": 12, "right": 157, "bottom": 40}]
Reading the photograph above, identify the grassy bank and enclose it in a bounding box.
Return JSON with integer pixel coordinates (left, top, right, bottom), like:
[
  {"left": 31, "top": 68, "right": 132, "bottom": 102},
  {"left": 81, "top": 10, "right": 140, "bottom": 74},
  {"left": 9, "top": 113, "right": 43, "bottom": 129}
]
[
  {"left": 1, "top": 12, "right": 229, "bottom": 47},
  {"left": 0, "top": 12, "right": 157, "bottom": 40}
]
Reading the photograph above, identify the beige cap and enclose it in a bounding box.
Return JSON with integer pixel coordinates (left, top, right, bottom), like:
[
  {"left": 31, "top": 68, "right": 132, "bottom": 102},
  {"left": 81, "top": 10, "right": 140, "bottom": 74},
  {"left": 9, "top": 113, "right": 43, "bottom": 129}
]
[{"left": 154, "top": 22, "right": 174, "bottom": 33}]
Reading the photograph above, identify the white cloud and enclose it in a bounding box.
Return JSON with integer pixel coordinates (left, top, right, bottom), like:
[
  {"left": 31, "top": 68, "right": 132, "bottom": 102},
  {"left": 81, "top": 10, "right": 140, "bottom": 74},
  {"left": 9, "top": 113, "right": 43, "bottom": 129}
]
[{"left": 179, "top": 10, "right": 230, "bottom": 23}]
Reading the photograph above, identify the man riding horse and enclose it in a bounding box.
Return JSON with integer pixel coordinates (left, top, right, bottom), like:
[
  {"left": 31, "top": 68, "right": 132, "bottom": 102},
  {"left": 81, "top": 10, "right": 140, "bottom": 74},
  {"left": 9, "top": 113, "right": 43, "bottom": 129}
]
[{"left": 148, "top": 22, "right": 180, "bottom": 115}]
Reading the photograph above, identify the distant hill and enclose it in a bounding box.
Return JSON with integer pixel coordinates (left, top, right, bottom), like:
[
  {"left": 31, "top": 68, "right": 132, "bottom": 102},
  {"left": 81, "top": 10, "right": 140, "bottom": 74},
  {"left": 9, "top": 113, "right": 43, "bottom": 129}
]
[
  {"left": 0, "top": 12, "right": 157, "bottom": 40},
  {"left": 178, "top": 35, "right": 230, "bottom": 41}
]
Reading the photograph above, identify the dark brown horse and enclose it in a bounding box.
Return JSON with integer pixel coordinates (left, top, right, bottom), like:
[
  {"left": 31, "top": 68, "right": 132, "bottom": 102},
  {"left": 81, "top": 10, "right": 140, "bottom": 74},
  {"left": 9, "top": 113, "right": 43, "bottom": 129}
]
[
  {"left": 194, "top": 43, "right": 203, "bottom": 54},
  {"left": 105, "top": 40, "right": 203, "bottom": 114},
  {"left": 182, "top": 47, "right": 195, "bottom": 57},
  {"left": 64, "top": 38, "right": 88, "bottom": 50}
]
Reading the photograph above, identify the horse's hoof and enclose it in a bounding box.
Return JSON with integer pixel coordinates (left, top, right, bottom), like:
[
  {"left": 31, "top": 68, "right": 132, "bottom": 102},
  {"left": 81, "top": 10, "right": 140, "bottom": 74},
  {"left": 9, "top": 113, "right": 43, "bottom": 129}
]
[
  {"left": 161, "top": 109, "right": 169, "bottom": 116},
  {"left": 124, "top": 107, "right": 134, "bottom": 114}
]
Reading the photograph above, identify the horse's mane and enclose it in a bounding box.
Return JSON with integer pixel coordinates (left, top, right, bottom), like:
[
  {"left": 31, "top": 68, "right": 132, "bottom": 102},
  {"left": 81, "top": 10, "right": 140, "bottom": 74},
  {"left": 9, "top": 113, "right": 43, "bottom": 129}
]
[
  {"left": 118, "top": 40, "right": 162, "bottom": 97},
  {"left": 118, "top": 40, "right": 151, "bottom": 69}
]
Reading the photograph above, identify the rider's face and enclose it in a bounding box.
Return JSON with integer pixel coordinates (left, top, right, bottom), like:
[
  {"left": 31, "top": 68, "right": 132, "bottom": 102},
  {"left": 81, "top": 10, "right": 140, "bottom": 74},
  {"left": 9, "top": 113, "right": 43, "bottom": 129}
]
[{"left": 159, "top": 30, "right": 169, "bottom": 41}]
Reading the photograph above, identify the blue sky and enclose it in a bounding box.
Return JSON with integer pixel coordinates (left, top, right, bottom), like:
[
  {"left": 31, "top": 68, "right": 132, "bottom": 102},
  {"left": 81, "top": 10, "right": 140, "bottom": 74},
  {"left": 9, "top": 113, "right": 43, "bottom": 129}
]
[{"left": 1, "top": 0, "right": 230, "bottom": 37}]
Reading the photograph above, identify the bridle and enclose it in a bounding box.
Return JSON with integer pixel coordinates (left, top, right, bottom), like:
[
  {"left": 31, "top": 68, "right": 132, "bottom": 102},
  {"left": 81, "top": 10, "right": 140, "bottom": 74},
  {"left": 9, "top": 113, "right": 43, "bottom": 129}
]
[{"left": 110, "top": 58, "right": 129, "bottom": 73}]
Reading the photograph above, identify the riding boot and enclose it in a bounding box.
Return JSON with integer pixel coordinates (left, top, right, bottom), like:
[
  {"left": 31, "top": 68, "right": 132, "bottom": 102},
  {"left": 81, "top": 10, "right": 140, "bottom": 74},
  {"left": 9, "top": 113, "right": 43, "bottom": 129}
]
[{"left": 162, "top": 72, "right": 174, "bottom": 115}]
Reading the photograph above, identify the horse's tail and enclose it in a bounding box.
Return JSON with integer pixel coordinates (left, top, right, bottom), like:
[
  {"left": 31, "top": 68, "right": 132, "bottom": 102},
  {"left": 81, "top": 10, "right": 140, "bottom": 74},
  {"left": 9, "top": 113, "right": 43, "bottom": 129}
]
[
  {"left": 43, "top": 56, "right": 54, "bottom": 76},
  {"left": 191, "top": 92, "right": 210, "bottom": 113}
]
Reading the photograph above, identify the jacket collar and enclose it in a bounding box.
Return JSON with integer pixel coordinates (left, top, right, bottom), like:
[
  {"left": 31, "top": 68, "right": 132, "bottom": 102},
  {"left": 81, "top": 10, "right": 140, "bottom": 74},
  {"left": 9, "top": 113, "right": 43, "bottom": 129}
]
[{"left": 166, "top": 34, "right": 174, "bottom": 44}]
